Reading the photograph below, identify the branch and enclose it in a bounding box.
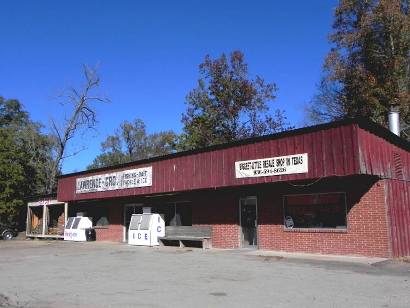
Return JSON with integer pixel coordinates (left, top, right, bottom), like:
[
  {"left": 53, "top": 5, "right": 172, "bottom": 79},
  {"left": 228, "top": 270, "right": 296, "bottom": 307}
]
[
  {"left": 61, "top": 146, "right": 87, "bottom": 159},
  {"left": 50, "top": 118, "right": 64, "bottom": 147}
]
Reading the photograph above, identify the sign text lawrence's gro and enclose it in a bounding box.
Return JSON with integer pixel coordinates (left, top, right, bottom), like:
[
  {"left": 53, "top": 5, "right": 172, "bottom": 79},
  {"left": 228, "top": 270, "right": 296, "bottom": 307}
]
[
  {"left": 235, "top": 153, "right": 308, "bottom": 178},
  {"left": 76, "top": 166, "right": 152, "bottom": 194}
]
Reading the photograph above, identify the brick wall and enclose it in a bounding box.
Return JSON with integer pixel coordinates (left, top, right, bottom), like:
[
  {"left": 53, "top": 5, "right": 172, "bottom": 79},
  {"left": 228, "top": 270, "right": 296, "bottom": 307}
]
[
  {"left": 73, "top": 176, "right": 391, "bottom": 257},
  {"left": 257, "top": 178, "right": 390, "bottom": 257},
  {"left": 94, "top": 203, "right": 123, "bottom": 242},
  {"left": 190, "top": 177, "right": 390, "bottom": 257},
  {"left": 92, "top": 191, "right": 242, "bottom": 247},
  {"left": 192, "top": 191, "right": 240, "bottom": 249}
]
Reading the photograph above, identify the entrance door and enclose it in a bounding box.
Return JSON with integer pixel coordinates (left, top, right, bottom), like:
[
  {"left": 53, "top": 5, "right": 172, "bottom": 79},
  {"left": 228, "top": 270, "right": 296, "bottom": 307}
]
[
  {"left": 240, "top": 197, "right": 257, "bottom": 248},
  {"left": 123, "top": 204, "right": 143, "bottom": 242}
]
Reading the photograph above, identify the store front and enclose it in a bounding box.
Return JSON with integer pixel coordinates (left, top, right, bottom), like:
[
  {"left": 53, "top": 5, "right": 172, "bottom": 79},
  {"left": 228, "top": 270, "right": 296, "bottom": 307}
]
[
  {"left": 122, "top": 201, "right": 192, "bottom": 241},
  {"left": 56, "top": 119, "right": 410, "bottom": 258}
]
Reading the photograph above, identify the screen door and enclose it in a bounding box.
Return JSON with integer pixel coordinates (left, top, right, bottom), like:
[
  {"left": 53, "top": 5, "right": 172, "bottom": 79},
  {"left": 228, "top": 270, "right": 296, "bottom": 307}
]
[{"left": 240, "top": 197, "right": 257, "bottom": 247}]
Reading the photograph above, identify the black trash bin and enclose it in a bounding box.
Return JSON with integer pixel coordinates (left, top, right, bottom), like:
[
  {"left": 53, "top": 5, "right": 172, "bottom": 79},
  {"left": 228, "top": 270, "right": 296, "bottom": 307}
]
[{"left": 85, "top": 228, "right": 96, "bottom": 241}]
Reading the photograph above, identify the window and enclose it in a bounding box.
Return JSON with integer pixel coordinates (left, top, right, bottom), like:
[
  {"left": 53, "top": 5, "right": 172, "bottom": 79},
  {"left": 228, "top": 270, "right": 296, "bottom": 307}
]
[
  {"left": 87, "top": 206, "right": 110, "bottom": 227},
  {"left": 283, "top": 193, "right": 347, "bottom": 229},
  {"left": 175, "top": 202, "right": 192, "bottom": 226},
  {"left": 151, "top": 202, "right": 192, "bottom": 226},
  {"left": 68, "top": 204, "right": 110, "bottom": 227}
]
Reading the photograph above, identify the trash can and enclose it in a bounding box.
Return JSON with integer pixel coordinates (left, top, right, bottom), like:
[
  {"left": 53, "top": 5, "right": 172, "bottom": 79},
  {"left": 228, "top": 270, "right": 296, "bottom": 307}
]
[{"left": 85, "top": 228, "right": 96, "bottom": 241}]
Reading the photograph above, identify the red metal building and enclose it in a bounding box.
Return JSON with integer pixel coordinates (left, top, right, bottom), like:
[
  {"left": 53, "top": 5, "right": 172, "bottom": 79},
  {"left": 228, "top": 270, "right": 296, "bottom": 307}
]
[{"left": 57, "top": 119, "right": 410, "bottom": 257}]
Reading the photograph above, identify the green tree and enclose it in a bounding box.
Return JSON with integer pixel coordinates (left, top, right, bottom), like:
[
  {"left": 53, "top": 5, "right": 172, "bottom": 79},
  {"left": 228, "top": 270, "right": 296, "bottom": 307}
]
[
  {"left": 0, "top": 97, "right": 29, "bottom": 127},
  {"left": 307, "top": 0, "right": 410, "bottom": 138},
  {"left": 179, "top": 50, "right": 289, "bottom": 150},
  {"left": 0, "top": 129, "right": 33, "bottom": 227},
  {"left": 0, "top": 97, "right": 53, "bottom": 227},
  {"left": 88, "top": 118, "right": 177, "bottom": 169}
]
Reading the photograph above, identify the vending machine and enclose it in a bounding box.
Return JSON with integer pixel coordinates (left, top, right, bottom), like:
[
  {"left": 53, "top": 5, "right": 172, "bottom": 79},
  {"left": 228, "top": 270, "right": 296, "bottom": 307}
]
[
  {"left": 64, "top": 216, "right": 95, "bottom": 241},
  {"left": 128, "top": 213, "right": 165, "bottom": 246}
]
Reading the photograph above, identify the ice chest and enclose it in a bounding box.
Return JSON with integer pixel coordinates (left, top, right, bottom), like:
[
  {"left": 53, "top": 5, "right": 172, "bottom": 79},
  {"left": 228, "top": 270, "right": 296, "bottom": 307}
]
[{"left": 128, "top": 213, "right": 165, "bottom": 246}]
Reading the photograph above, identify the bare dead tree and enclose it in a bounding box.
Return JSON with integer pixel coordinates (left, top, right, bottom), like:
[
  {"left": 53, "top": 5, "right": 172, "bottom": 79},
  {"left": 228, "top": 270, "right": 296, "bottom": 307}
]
[{"left": 47, "top": 65, "right": 108, "bottom": 193}]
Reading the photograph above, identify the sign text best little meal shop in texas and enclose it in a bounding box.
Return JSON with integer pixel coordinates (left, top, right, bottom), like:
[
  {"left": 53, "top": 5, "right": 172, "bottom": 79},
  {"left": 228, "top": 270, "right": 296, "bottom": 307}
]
[
  {"left": 235, "top": 153, "right": 308, "bottom": 178},
  {"left": 76, "top": 166, "right": 152, "bottom": 194}
]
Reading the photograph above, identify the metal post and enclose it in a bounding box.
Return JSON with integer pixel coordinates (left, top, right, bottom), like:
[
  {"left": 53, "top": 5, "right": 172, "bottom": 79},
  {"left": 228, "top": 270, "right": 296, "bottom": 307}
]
[{"left": 388, "top": 107, "right": 400, "bottom": 136}]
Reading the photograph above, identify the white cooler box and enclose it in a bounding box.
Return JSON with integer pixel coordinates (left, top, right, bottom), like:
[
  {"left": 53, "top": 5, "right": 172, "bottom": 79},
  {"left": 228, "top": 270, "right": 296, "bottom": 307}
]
[
  {"left": 64, "top": 216, "right": 95, "bottom": 241},
  {"left": 128, "top": 213, "right": 165, "bottom": 246}
]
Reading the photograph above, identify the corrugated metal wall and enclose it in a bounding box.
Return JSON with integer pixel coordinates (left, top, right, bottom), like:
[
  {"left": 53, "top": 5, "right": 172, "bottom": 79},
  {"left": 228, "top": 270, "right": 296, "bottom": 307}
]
[
  {"left": 358, "top": 128, "right": 410, "bottom": 181},
  {"left": 58, "top": 124, "right": 360, "bottom": 201},
  {"left": 357, "top": 128, "right": 410, "bottom": 257},
  {"left": 386, "top": 180, "right": 410, "bottom": 257}
]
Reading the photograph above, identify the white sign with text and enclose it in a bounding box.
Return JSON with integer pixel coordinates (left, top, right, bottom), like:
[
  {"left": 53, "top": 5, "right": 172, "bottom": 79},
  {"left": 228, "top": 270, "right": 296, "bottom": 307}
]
[
  {"left": 235, "top": 153, "right": 308, "bottom": 178},
  {"left": 76, "top": 166, "right": 152, "bottom": 194}
]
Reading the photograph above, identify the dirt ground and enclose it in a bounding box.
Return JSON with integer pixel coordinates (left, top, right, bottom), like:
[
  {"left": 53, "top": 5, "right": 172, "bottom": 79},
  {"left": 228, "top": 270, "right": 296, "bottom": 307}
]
[{"left": 0, "top": 240, "right": 409, "bottom": 308}]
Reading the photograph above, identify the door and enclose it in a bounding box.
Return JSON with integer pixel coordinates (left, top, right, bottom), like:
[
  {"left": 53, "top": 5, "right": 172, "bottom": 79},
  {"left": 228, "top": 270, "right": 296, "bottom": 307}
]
[
  {"left": 123, "top": 204, "right": 143, "bottom": 242},
  {"left": 240, "top": 197, "right": 257, "bottom": 248}
]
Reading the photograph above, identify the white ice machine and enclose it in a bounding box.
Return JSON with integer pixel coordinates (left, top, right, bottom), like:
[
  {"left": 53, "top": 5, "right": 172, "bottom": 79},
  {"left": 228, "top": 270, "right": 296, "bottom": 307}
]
[
  {"left": 128, "top": 213, "right": 165, "bottom": 246},
  {"left": 64, "top": 216, "right": 93, "bottom": 241}
]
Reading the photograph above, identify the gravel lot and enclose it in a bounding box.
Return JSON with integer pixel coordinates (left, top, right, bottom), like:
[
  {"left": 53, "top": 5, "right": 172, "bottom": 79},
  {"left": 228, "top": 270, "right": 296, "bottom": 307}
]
[{"left": 0, "top": 240, "right": 409, "bottom": 308}]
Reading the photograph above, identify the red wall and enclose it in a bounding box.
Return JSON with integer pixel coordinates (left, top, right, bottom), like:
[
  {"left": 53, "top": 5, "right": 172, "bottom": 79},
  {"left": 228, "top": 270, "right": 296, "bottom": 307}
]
[
  {"left": 58, "top": 124, "right": 360, "bottom": 202},
  {"left": 57, "top": 119, "right": 409, "bottom": 257},
  {"left": 192, "top": 191, "right": 240, "bottom": 249},
  {"left": 257, "top": 179, "right": 390, "bottom": 257},
  {"left": 58, "top": 122, "right": 409, "bottom": 206},
  {"left": 386, "top": 179, "right": 410, "bottom": 257},
  {"left": 94, "top": 203, "right": 123, "bottom": 242},
  {"left": 358, "top": 128, "right": 410, "bottom": 180},
  {"left": 76, "top": 177, "right": 392, "bottom": 257},
  {"left": 190, "top": 177, "right": 390, "bottom": 257}
]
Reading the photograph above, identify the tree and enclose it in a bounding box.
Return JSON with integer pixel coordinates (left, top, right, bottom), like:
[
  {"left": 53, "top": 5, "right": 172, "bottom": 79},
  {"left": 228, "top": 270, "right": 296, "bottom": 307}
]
[
  {"left": 0, "top": 97, "right": 29, "bottom": 127},
  {"left": 49, "top": 65, "right": 108, "bottom": 192},
  {"left": 21, "top": 123, "right": 55, "bottom": 194},
  {"left": 0, "top": 129, "right": 32, "bottom": 227},
  {"left": 0, "top": 97, "right": 53, "bottom": 227},
  {"left": 88, "top": 118, "right": 177, "bottom": 169},
  {"left": 179, "top": 50, "right": 289, "bottom": 150},
  {"left": 307, "top": 0, "right": 410, "bottom": 139}
]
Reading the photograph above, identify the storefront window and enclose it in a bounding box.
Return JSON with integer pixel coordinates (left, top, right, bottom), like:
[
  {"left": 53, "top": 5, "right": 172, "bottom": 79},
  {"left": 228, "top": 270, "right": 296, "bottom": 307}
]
[
  {"left": 175, "top": 202, "right": 192, "bottom": 226},
  {"left": 283, "top": 193, "right": 347, "bottom": 229},
  {"left": 89, "top": 207, "right": 110, "bottom": 227},
  {"left": 69, "top": 205, "right": 110, "bottom": 227},
  {"left": 152, "top": 202, "right": 192, "bottom": 226},
  {"left": 95, "top": 215, "right": 109, "bottom": 226}
]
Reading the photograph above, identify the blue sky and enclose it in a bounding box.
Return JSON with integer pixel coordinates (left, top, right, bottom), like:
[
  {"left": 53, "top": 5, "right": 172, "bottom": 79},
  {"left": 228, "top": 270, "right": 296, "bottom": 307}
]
[{"left": 0, "top": 0, "right": 338, "bottom": 173}]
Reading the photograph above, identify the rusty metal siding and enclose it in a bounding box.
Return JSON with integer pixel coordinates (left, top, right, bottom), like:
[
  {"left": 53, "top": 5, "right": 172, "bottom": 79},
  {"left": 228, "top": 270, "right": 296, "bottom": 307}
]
[
  {"left": 57, "top": 124, "right": 361, "bottom": 202},
  {"left": 386, "top": 179, "right": 410, "bottom": 257},
  {"left": 358, "top": 128, "right": 410, "bottom": 181}
]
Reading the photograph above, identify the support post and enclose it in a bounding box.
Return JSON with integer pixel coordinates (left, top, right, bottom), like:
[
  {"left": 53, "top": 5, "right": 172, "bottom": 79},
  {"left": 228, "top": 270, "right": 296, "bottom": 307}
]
[
  {"left": 64, "top": 202, "right": 68, "bottom": 226},
  {"left": 42, "top": 204, "right": 47, "bottom": 236},
  {"left": 26, "top": 206, "right": 31, "bottom": 236}
]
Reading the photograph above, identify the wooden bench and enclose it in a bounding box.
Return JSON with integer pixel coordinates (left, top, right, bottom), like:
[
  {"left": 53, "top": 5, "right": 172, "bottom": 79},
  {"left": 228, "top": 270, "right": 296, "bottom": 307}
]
[{"left": 159, "top": 226, "right": 212, "bottom": 250}]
